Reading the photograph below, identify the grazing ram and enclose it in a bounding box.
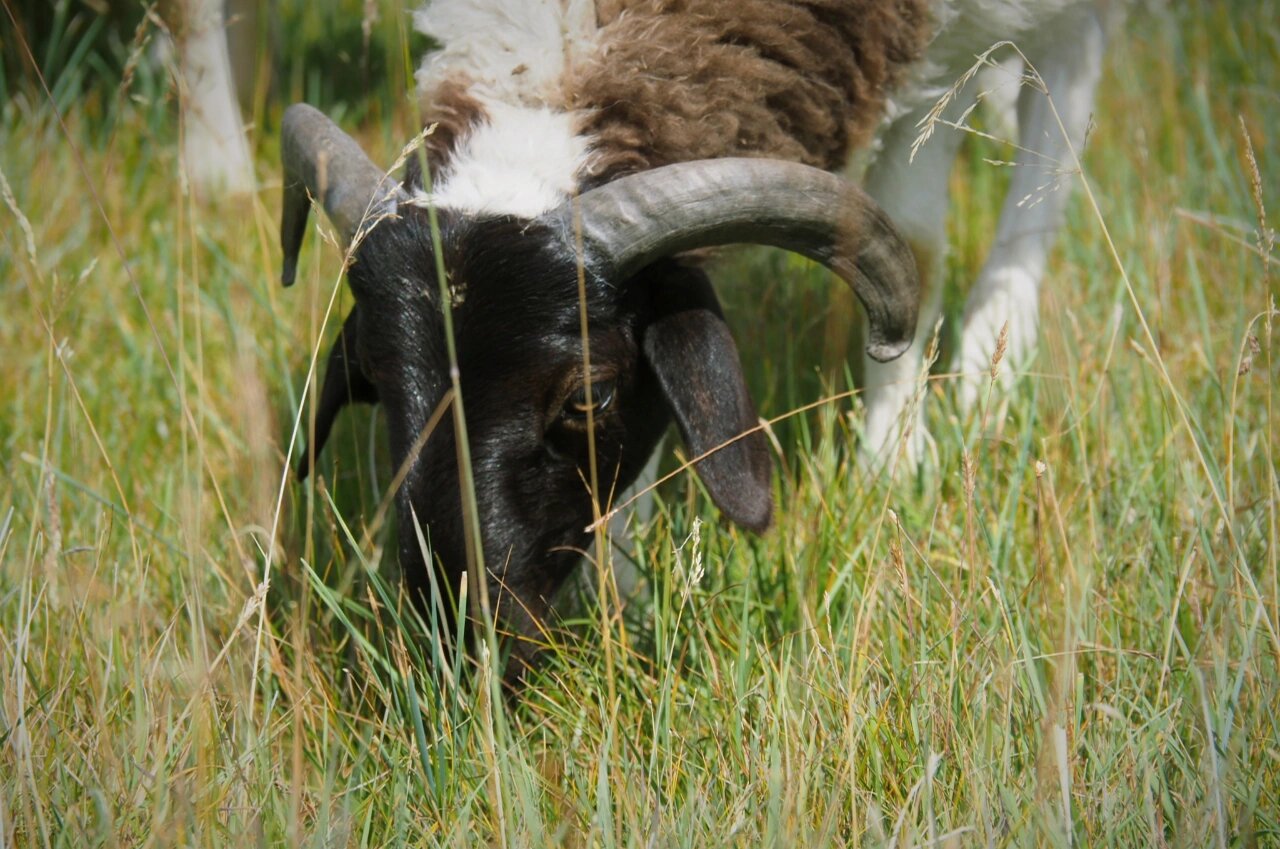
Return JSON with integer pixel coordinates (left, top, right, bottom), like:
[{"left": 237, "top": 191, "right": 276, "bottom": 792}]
[{"left": 282, "top": 0, "right": 927, "bottom": 681}]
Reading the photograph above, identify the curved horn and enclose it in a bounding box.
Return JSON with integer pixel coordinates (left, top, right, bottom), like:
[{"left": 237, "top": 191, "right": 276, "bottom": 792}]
[
  {"left": 280, "top": 103, "right": 406, "bottom": 287},
  {"left": 561, "top": 159, "right": 919, "bottom": 362}
]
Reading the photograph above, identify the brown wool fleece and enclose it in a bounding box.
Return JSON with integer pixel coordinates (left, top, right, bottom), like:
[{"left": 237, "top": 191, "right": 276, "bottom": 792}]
[
  {"left": 415, "top": 1, "right": 932, "bottom": 186},
  {"left": 574, "top": 0, "right": 932, "bottom": 182},
  {"left": 417, "top": 75, "right": 489, "bottom": 173}
]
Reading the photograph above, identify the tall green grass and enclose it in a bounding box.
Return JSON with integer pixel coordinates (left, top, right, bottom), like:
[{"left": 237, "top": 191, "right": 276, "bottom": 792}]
[{"left": 1, "top": 1, "right": 1277, "bottom": 846}]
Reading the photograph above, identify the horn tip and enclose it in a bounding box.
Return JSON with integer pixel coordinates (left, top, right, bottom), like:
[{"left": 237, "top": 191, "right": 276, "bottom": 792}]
[{"left": 866, "top": 339, "right": 911, "bottom": 363}]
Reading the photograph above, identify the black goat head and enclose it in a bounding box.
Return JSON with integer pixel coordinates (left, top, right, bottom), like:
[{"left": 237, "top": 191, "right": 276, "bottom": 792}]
[{"left": 279, "top": 104, "right": 919, "bottom": 680}]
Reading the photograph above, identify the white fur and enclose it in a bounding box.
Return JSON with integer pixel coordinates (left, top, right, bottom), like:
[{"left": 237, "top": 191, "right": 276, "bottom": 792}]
[
  {"left": 422, "top": 101, "right": 591, "bottom": 217},
  {"left": 414, "top": 0, "right": 598, "bottom": 107},
  {"left": 860, "top": 0, "right": 1115, "bottom": 468},
  {"left": 413, "top": 0, "right": 601, "bottom": 215}
]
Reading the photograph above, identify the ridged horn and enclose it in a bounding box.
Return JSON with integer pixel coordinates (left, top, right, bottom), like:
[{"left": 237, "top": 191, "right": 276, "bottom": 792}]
[
  {"left": 280, "top": 103, "right": 407, "bottom": 287},
  {"left": 560, "top": 159, "right": 920, "bottom": 362}
]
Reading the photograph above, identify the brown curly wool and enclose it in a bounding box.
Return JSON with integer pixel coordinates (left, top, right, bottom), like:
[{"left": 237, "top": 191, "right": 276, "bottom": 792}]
[
  {"left": 417, "top": 76, "right": 488, "bottom": 174},
  {"left": 573, "top": 0, "right": 932, "bottom": 183}
]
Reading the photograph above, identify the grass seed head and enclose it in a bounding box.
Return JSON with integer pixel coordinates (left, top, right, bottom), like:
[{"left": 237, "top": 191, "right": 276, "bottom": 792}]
[{"left": 990, "top": 320, "right": 1010, "bottom": 382}]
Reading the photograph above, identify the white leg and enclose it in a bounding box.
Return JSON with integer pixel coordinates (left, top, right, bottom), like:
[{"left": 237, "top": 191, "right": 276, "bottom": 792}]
[
  {"left": 175, "top": 0, "right": 255, "bottom": 196},
  {"left": 860, "top": 100, "right": 968, "bottom": 469},
  {"left": 976, "top": 53, "right": 1025, "bottom": 143},
  {"left": 956, "top": 5, "right": 1106, "bottom": 410}
]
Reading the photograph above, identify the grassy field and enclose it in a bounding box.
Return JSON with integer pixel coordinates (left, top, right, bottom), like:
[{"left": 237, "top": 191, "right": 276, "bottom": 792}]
[{"left": 1, "top": 1, "right": 1277, "bottom": 846}]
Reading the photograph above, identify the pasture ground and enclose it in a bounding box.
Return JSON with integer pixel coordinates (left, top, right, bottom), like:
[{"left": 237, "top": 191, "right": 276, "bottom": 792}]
[{"left": 1, "top": 1, "right": 1277, "bottom": 845}]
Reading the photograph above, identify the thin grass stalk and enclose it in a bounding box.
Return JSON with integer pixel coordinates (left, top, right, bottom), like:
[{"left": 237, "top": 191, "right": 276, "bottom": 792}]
[
  {"left": 396, "top": 40, "right": 491, "bottom": 649},
  {"left": 1022, "top": 44, "right": 1277, "bottom": 658},
  {"left": 570, "top": 191, "right": 619, "bottom": 716}
]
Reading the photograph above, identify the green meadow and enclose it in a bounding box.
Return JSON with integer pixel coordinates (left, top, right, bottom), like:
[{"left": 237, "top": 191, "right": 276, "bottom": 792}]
[{"left": 1, "top": 1, "right": 1276, "bottom": 845}]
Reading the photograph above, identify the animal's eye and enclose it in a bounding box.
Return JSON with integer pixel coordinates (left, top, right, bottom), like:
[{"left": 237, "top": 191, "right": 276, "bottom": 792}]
[{"left": 562, "top": 378, "right": 616, "bottom": 422}]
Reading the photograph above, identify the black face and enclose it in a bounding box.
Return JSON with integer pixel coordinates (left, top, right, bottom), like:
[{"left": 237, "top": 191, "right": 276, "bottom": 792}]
[{"left": 303, "top": 203, "right": 773, "bottom": 680}]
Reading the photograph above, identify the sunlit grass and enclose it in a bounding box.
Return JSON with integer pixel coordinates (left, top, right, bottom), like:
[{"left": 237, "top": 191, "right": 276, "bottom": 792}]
[{"left": 1, "top": 1, "right": 1277, "bottom": 846}]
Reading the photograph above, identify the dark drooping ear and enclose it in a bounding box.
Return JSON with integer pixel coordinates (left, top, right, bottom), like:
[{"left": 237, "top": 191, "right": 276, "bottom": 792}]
[
  {"left": 298, "top": 307, "right": 379, "bottom": 481},
  {"left": 642, "top": 264, "right": 772, "bottom": 531}
]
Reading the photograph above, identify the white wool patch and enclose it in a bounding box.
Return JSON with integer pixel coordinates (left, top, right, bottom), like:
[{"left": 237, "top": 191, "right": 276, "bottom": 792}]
[
  {"left": 413, "top": 0, "right": 601, "bottom": 215},
  {"left": 413, "top": 0, "right": 598, "bottom": 108},
  {"left": 422, "top": 100, "right": 590, "bottom": 217}
]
